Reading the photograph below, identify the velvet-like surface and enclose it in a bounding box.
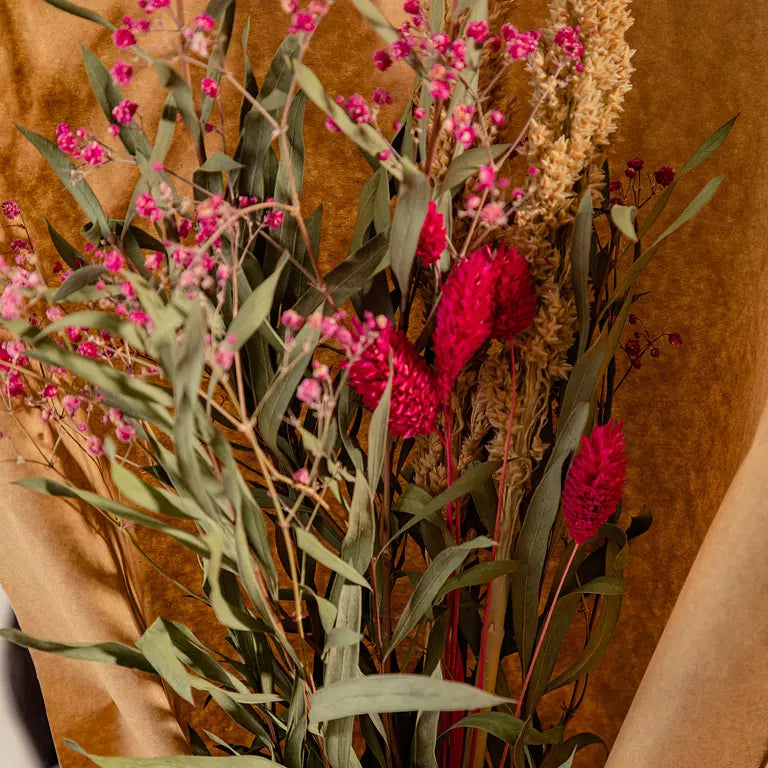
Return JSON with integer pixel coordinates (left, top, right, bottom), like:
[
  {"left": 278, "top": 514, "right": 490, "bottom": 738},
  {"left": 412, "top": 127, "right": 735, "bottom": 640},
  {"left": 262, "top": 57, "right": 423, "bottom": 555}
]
[{"left": 0, "top": 1, "right": 765, "bottom": 766}]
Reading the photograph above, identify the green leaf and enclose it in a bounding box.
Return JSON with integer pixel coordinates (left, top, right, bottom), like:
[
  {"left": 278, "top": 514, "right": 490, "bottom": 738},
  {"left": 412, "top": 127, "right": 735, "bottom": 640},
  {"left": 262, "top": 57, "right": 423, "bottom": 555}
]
[
  {"left": 153, "top": 61, "right": 201, "bottom": 143},
  {"left": 389, "top": 160, "right": 430, "bottom": 296},
  {"left": 392, "top": 461, "right": 501, "bottom": 543},
  {"left": 608, "top": 176, "right": 723, "bottom": 308},
  {"left": 0, "top": 629, "right": 154, "bottom": 674},
  {"left": 199, "top": 152, "right": 245, "bottom": 172},
  {"left": 386, "top": 537, "right": 495, "bottom": 654},
  {"left": 560, "top": 293, "right": 631, "bottom": 425},
  {"left": 66, "top": 742, "right": 284, "bottom": 767},
  {"left": 448, "top": 711, "right": 529, "bottom": 744},
  {"left": 295, "top": 528, "right": 370, "bottom": 589},
  {"left": 17, "top": 125, "right": 110, "bottom": 238},
  {"left": 411, "top": 666, "right": 442, "bottom": 768},
  {"left": 82, "top": 48, "right": 152, "bottom": 158},
  {"left": 436, "top": 559, "right": 520, "bottom": 601},
  {"left": 512, "top": 403, "right": 589, "bottom": 671},
  {"left": 610, "top": 204, "right": 637, "bottom": 242},
  {"left": 257, "top": 323, "right": 319, "bottom": 461},
  {"left": 46, "top": 219, "right": 84, "bottom": 269},
  {"left": 291, "top": 61, "right": 395, "bottom": 176},
  {"left": 293, "top": 230, "right": 390, "bottom": 316},
  {"left": 284, "top": 676, "right": 307, "bottom": 768},
  {"left": 367, "top": 365, "right": 392, "bottom": 490},
  {"left": 437, "top": 145, "right": 510, "bottom": 197},
  {"left": 679, "top": 113, "right": 738, "bottom": 176},
  {"left": 43, "top": 0, "right": 115, "bottom": 29},
  {"left": 349, "top": 0, "right": 400, "bottom": 44},
  {"left": 340, "top": 476, "right": 375, "bottom": 577},
  {"left": 228, "top": 258, "right": 287, "bottom": 350},
  {"left": 136, "top": 619, "right": 194, "bottom": 704},
  {"left": 324, "top": 585, "right": 362, "bottom": 768},
  {"left": 540, "top": 733, "right": 605, "bottom": 768},
  {"left": 16, "top": 477, "right": 211, "bottom": 559},
  {"left": 571, "top": 193, "right": 592, "bottom": 357},
  {"left": 309, "top": 674, "right": 511, "bottom": 727},
  {"left": 53, "top": 264, "right": 107, "bottom": 301}
]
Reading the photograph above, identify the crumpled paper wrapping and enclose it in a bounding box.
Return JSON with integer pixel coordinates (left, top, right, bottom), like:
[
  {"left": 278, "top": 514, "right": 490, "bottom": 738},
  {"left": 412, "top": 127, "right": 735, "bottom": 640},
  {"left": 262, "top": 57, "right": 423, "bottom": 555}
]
[{"left": 0, "top": 0, "right": 767, "bottom": 765}]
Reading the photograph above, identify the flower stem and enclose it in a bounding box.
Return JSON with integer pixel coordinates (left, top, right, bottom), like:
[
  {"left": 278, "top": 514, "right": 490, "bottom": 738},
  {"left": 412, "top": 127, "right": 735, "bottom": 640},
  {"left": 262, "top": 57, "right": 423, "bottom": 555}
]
[{"left": 514, "top": 544, "right": 579, "bottom": 718}]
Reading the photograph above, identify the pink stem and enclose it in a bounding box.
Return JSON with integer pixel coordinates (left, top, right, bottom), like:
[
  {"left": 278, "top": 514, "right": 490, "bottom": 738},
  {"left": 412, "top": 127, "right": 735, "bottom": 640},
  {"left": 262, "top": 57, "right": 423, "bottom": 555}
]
[{"left": 514, "top": 545, "right": 580, "bottom": 719}]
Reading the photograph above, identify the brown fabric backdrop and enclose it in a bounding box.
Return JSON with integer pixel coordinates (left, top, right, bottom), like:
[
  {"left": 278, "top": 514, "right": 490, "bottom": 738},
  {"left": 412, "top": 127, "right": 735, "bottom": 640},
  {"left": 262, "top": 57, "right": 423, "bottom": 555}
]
[{"left": 0, "top": 1, "right": 766, "bottom": 766}]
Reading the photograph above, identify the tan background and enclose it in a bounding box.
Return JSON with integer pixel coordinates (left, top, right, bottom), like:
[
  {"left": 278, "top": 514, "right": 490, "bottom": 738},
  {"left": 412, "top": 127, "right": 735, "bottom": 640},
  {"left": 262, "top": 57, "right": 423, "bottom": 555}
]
[{"left": 0, "top": 0, "right": 766, "bottom": 766}]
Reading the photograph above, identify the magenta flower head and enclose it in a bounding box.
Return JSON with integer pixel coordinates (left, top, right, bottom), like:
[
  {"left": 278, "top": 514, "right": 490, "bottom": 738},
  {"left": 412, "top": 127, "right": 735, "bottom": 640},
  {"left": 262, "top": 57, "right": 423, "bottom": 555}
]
[
  {"left": 488, "top": 243, "right": 537, "bottom": 340},
  {"left": 416, "top": 200, "right": 447, "bottom": 267},
  {"left": 653, "top": 165, "right": 676, "bottom": 187},
  {"left": 562, "top": 420, "right": 627, "bottom": 544},
  {"left": 433, "top": 248, "right": 495, "bottom": 398},
  {"left": 347, "top": 320, "right": 438, "bottom": 438}
]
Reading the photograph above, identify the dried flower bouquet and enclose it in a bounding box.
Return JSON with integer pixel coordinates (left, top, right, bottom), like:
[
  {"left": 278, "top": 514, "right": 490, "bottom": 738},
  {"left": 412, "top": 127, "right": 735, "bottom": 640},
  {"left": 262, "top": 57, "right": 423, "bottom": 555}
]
[{"left": 0, "top": 0, "right": 734, "bottom": 766}]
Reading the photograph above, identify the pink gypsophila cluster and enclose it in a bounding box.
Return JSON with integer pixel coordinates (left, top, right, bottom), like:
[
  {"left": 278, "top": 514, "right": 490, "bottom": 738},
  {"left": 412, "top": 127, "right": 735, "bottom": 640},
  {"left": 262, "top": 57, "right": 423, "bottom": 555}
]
[
  {"left": 201, "top": 77, "right": 219, "bottom": 98},
  {"left": 1, "top": 200, "right": 20, "bottom": 220},
  {"left": 488, "top": 243, "right": 537, "bottom": 339},
  {"left": 433, "top": 248, "right": 495, "bottom": 397},
  {"left": 112, "top": 99, "right": 138, "bottom": 124},
  {"left": 501, "top": 24, "right": 541, "bottom": 60},
  {"left": 110, "top": 60, "right": 133, "bottom": 86},
  {"left": 347, "top": 320, "right": 439, "bottom": 438},
  {"left": 416, "top": 201, "right": 447, "bottom": 267},
  {"left": 554, "top": 25, "right": 584, "bottom": 63},
  {"left": 562, "top": 420, "right": 627, "bottom": 544}
]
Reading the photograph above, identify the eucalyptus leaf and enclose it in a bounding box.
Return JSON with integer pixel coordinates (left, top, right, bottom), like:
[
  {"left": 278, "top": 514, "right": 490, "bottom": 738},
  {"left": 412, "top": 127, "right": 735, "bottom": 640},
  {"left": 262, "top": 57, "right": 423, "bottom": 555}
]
[
  {"left": 437, "top": 145, "right": 510, "bottom": 197},
  {"left": 228, "top": 258, "right": 287, "bottom": 350},
  {"left": 295, "top": 528, "right": 370, "bottom": 589},
  {"left": 309, "top": 674, "right": 511, "bottom": 727},
  {"left": 571, "top": 193, "right": 593, "bottom": 357},
  {"left": 610, "top": 204, "right": 637, "bottom": 242},
  {"left": 199, "top": 152, "right": 245, "bottom": 172},
  {"left": 43, "top": 0, "right": 116, "bottom": 29},
  {"left": 17, "top": 125, "right": 110, "bottom": 238},
  {"left": 386, "top": 537, "right": 494, "bottom": 654},
  {"left": 389, "top": 160, "right": 431, "bottom": 296}
]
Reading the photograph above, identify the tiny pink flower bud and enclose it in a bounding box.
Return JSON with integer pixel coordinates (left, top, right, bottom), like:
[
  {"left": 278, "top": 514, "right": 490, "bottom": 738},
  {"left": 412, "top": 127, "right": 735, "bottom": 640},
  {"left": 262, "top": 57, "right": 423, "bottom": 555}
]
[
  {"left": 201, "top": 77, "right": 219, "bottom": 98},
  {"left": 293, "top": 467, "right": 310, "bottom": 484},
  {"left": 297, "top": 377, "right": 322, "bottom": 404},
  {"left": 85, "top": 435, "right": 104, "bottom": 456},
  {"left": 110, "top": 60, "right": 133, "bottom": 85}
]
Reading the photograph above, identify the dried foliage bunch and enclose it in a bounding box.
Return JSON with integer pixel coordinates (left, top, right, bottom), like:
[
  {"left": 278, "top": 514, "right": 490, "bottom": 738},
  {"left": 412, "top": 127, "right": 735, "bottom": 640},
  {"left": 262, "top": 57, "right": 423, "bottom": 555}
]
[{"left": 0, "top": 0, "right": 734, "bottom": 766}]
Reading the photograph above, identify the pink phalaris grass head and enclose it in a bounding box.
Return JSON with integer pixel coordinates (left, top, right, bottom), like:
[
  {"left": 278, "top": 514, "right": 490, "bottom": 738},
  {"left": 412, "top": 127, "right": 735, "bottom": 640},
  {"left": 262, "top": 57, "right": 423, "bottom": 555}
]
[
  {"left": 433, "top": 248, "right": 495, "bottom": 398},
  {"left": 562, "top": 420, "right": 628, "bottom": 544},
  {"left": 487, "top": 243, "right": 537, "bottom": 340},
  {"left": 416, "top": 200, "right": 447, "bottom": 268},
  {"left": 347, "top": 320, "right": 438, "bottom": 438}
]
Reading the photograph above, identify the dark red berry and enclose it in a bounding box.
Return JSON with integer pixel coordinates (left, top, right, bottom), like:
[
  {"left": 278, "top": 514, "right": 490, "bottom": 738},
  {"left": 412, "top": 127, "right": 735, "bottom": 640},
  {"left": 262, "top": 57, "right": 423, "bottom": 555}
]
[
  {"left": 629, "top": 313, "right": 638, "bottom": 324},
  {"left": 650, "top": 348, "right": 660, "bottom": 358},
  {"left": 668, "top": 333, "right": 682, "bottom": 347}
]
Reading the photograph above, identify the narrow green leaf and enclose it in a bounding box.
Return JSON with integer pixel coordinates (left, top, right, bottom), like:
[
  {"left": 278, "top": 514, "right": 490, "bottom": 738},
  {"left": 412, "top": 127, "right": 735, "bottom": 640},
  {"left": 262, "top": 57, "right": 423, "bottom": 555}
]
[
  {"left": 324, "top": 585, "right": 362, "bottom": 768},
  {"left": 291, "top": 61, "right": 395, "bottom": 176},
  {"left": 387, "top": 537, "right": 495, "bottom": 654},
  {"left": 309, "top": 674, "right": 511, "bottom": 727},
  {"left": 17, "top": 125, "right": 110, "bottom": 238},
  {"left": 154, "top": 61, "right": 201, "bottom": 143},
  {"left": 392, "top": 461, "right": 501, "bottom": 543},
  {"left": 136, "top": 619, "right": 194, "bottom": 704},
  {"left": 340, "top": 476, "right": 374, "bottom": 577},
  {"left": 437, "top": 145, "right": 510, "bottom": 197},
  {"left": 53, "top": 265, "right": 107, "bottom": 301},
  {"left": 46, "top": 219, "right": 84, "bottom": 269},
  {"left": 367, "top": 365, "right": 392, "bottom": 491},
  {"left": 43, "top": 0, "right": 115, "bottom": 29},
  {"left": 411, "top": 666, "right": 442, "bottom": 768},
  {"left": 199, "top": 152, "right": 244, "bottom": 172},
  {"left": 228, "top": 258, "right": 286, "bottom": 350},
  {"left": 679, "top": 114, "right": 738, "bottom": 176},
  {"left": 293, "top": 230, "right": 390, "bottom": 316},
  {"left": 609, "top": 176, "right": 723, "bottom": 307},
  {"left": 0, "top": 629, "right": 154, "bottom": 674},
  {"left": 349, "top": 0, "right": 400, "bottom": 44},
  {"left": 512, "top": 403, "right": 589, "bottom": 670},
  {"left": 82, "top": 48, "right": 152, "bottom": 158},
  {"left": 389, "top": 160, "right": 430, "bottom": 295},
  {"left": 571, "top": 193, "right": 592, "bottom": 357},
  {"left": 610, "top": 204, "right": 637, "bottom": 242},
  {"left": 284, "top": 676, "right": 307, "bottom": 768},
  {"left": 295, "top": 528, "right": 370, "bottom": 589},
  {"left": 66, "top": 742, "right": 284, "bottom": 767},
  {"left": 436, "top": 559, "right": 520, "bottom": 601}
]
